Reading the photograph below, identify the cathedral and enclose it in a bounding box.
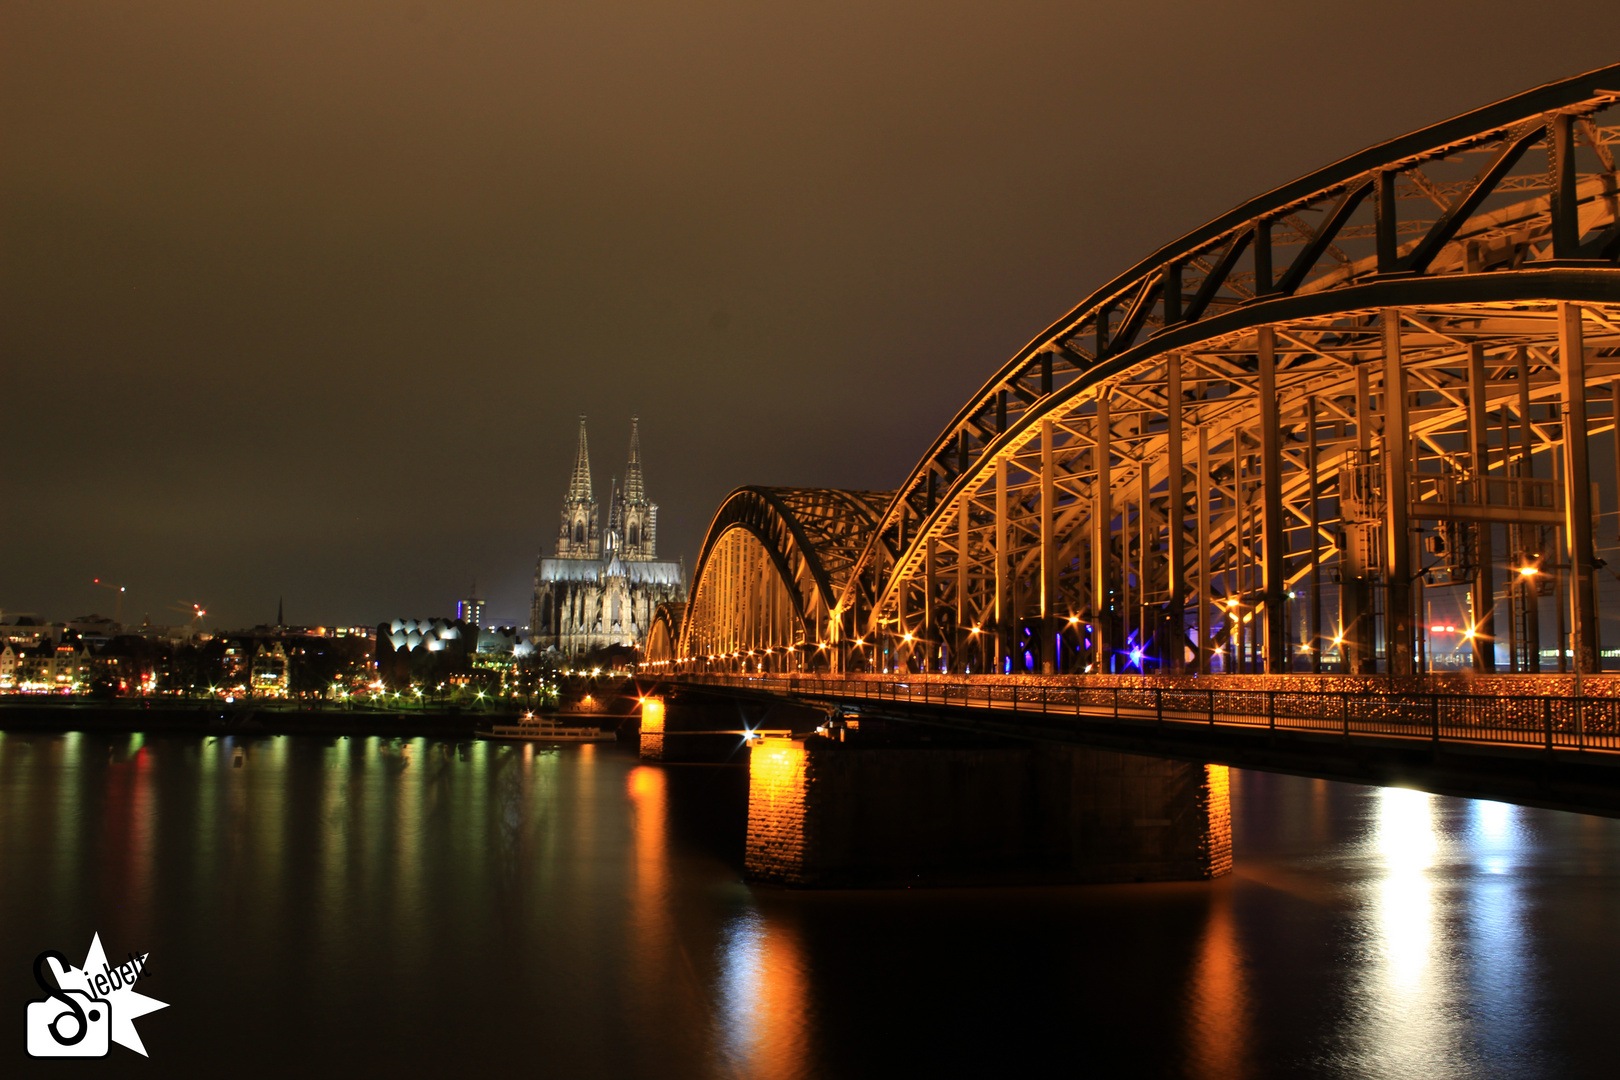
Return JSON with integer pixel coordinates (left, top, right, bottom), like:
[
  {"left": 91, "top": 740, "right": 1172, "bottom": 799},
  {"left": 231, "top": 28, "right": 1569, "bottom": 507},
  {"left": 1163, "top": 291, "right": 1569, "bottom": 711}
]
[{"left": 530, "top": 415, "right": 686, "bottom": 659}]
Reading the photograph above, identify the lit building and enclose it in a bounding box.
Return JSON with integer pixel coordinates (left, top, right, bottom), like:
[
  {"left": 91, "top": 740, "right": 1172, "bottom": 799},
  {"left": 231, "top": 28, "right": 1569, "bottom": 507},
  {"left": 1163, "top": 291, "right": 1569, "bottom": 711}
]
[
  {"left": 456, "top": 590, "right": 485, "bottom": 629},
  {"left": 8, "top": 643, "right": 91, "bottom": 692},
  {"left": 380, "top": 618, "right": 465, "bottom": 654},
  {"left": 530, "top": 415, "right": 686, "bottom": 658},
  {"left": 251, "top": 642, "right": 288, "bottom": 696}
]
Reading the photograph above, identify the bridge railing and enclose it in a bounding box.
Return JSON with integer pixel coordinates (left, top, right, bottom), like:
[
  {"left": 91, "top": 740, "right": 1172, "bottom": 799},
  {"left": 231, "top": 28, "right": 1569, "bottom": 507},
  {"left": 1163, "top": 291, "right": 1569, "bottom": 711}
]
[{"left": 671, "top": 674, "right": 1620, "bottom": 756}]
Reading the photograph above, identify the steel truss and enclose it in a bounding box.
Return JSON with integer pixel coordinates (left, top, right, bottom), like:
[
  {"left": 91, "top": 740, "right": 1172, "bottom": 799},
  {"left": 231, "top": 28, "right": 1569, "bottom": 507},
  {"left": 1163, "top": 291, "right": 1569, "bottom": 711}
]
[
  {"left": 654, "top": 487, "right": 890, "bottom": 672},
  {"left": 656, "top": 66, "right": 1620, "bottom": 679}
]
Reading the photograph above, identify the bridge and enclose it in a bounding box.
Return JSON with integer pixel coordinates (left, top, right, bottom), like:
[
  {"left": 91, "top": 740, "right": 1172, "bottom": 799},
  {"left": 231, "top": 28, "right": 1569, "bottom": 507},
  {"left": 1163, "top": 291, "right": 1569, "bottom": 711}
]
[
  {"left": 638, "top": 67, "right": 1620, "bottom": 883},
  {"left": 654, "top": 65, "right": 1620, "bottom": 683}
]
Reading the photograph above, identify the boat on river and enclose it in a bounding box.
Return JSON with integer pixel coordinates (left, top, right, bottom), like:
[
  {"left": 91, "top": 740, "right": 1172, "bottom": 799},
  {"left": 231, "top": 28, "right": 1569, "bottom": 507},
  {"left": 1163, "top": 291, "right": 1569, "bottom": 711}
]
[{"left": 477, "top": 714, "right": 618, "bottom": 742}]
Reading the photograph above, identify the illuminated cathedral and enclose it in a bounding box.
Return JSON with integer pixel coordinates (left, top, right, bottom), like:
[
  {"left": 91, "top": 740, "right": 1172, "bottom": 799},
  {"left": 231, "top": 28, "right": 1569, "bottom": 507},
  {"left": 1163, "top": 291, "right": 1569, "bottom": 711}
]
[{"left": 530, "top": 415, "right": 685, "bottom": 658}]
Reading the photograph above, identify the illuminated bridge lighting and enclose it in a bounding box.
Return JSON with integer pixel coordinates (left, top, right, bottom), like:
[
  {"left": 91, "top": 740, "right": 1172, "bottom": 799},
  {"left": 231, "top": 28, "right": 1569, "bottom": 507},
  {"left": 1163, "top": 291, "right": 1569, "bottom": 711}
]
[{"left": 641, "top": 67, "right": 1619, "bottom": 683}]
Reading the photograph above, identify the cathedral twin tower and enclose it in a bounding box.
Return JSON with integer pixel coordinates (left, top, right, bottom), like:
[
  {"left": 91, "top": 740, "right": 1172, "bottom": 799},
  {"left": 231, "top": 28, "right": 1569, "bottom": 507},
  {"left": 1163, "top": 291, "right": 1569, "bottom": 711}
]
[
  {"left": 531, "top": 416, "right": 686, "bottom": 658},
  {"left": 555, "top": 414, "right": 657, "bottom": 560}
]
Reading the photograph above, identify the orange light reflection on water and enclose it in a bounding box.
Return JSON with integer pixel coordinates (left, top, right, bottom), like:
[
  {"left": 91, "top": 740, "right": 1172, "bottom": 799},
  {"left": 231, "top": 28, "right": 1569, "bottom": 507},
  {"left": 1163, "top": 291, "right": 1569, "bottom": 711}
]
[
  {"left": 715, "top": 907, "right": 812, "bottom": 1080},
  {"left": 627, "top": 765, "right": 672, "bottom": 1000},
  {"left": 1187, "top": 887, "right": 1251, "bottom": 1080}
]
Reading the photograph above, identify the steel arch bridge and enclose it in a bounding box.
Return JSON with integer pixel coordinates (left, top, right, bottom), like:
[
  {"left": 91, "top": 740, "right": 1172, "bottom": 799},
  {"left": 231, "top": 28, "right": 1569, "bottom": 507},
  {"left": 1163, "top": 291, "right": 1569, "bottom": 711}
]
[
  {"left": 672, "top": 487, "right": 891, "bottom": 671},
  {"left": 648, "top": 66, "right": 1620, "bottom": 681}
]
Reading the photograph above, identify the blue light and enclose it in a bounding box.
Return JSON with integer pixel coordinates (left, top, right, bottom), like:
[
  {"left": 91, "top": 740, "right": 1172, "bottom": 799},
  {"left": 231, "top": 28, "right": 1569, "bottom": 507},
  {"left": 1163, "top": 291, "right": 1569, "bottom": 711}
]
[{"left": 1130, "top": 648, "right": 1143, "bottom": 667}]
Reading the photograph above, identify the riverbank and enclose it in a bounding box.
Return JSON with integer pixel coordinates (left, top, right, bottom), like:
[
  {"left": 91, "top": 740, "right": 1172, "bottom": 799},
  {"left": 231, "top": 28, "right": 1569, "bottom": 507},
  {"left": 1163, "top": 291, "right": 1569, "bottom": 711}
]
[{"left": 0, "top": 700, "right": 638, "bottom": 738}]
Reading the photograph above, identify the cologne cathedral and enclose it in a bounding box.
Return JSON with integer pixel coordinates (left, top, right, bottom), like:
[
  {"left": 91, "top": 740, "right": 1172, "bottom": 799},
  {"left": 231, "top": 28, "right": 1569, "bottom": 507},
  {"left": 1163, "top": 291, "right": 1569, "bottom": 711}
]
[{"left": 530, "top": 416, "right": 686, "bottom": 658}]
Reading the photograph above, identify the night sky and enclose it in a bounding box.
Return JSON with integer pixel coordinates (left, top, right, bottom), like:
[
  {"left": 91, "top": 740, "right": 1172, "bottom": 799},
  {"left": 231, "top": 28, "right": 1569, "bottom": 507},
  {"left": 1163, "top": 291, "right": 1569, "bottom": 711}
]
[{"left": 2, "top": 2, "right": 1614, "bottom": 629}]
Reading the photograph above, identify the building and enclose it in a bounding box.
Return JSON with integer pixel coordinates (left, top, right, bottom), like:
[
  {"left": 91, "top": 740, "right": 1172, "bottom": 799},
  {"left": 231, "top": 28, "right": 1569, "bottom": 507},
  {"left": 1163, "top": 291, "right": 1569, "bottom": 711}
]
[
  {"left": 8, "top": 643, "right": 91, "bottom": 692},
  {"left": 456, "top": 589, "right": 485, "bottom": 629},
  {"left": 251, "top": 642, "right": 288, "bottom": 696},
  {"left": 530, "top": 415, "right": 686, "bottom": 658},
  {"left": 0, "top": 620, "right": 62, "bottom": 648}
]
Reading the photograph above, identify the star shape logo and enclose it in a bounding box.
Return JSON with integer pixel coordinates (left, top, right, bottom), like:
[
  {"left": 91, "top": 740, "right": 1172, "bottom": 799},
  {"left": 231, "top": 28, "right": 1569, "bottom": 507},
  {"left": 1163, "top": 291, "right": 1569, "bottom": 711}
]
[{"left": 45, "top": 933, "right": 169, "bottom": 1057}]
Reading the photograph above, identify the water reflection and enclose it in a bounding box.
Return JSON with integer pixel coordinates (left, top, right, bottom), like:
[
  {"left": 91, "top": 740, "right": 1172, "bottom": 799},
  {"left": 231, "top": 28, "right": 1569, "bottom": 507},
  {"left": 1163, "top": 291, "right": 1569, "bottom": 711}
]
[
  {"left": 116, "top": 735, "right": 154, "bottom": 930},
  {"left": 715, "top": 906, "right": 812, "bottom": 1080},
  {"left": 1473, "top": 799, "right": 1516, "bottom": 875},
  {"left": 627, "top": 764, "right": 672, "bottom": 1004},
  {"left": 1373, "top": 787, "right": 1440, "bottom": 998},
  {"left": 55, "top": 731, "right": 84, "bottom": 902},
  {"left": 1351, "top": 787, "right": 1462, "bottom": 1075},
  {"left": 1347, "top": 787, "right": 1547, "bottom": 1078},
  {"left": 2, "top": 733, "right": 1617, "bottom": 1078},
  {"left": 319, "top": 736, "right": 351, "bottom": 951},
  {"left": 1461, "top": 800, "right": 1543, "bottom": 1075},
  {"left": 1187, "top": 888, "right": 1251, "bottom": 1080}
]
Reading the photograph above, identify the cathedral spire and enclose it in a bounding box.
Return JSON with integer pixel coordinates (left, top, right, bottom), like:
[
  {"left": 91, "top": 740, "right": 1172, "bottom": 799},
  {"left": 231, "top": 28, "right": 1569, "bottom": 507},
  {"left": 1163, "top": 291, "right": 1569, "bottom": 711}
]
[
  {"left": 567, "top": 414, "right": 593, "bottom": 503},
  {"left": 556, "top": 414, "right": 600, "bottom": 558},
  {"left": 623, "top": 415, "right": 646, "bottom": 505},
  {"left": 617, "top": 415, "right": 657, "bottom": 559}
]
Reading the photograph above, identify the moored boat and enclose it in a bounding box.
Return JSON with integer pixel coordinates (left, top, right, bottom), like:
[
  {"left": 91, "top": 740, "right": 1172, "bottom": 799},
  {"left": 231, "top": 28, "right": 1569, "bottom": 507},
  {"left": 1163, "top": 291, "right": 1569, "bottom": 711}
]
[{"left": 477, "top": 713, "right": 617, "bottom": 742}]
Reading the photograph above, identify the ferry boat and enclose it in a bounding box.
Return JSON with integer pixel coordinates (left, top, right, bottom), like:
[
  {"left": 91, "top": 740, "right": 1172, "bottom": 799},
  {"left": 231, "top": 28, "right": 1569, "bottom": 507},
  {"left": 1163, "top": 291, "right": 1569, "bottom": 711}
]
[{"left": 477, "top": 714, "right": 618, "bottom": 743}]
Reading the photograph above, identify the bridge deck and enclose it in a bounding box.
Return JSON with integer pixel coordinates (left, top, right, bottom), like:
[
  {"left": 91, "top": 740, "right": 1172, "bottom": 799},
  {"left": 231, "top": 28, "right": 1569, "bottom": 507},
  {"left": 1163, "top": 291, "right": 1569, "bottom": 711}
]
[{"left": 666, "top": 674, "right": 1620, "bottom": 817}]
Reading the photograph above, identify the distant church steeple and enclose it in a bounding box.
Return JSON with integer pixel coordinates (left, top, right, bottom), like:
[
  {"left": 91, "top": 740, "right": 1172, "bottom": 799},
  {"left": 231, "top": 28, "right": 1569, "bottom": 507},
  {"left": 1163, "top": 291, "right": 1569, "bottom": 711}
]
[
  {"left": 614, "top": 415, "right": 658, "bottom": 559},
  {"left": 624, "top": 416, "right": 645, "bottom": 505},
  {"left": 566, "top": 414, "right": 593, "bottom": 503},
  {"left": 556, "top": 415, "right": 600, "bottom": 558}
]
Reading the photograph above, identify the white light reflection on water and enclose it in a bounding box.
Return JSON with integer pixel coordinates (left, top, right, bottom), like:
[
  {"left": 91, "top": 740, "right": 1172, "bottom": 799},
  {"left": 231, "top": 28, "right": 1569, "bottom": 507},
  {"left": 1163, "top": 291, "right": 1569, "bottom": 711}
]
[
  {"left": 1374, "top": 787, "right": 1440, "bottom": 997},
  {"left": 1474, "top": 799, "right": 1515, "bottom": 875},
  {"left": 1342, "top": 787, "right": 1545, "bottom": 1078},
  {"left": 1460, "top": 799, "right": 1544, "bottom": 1075},
  {"left": 714, "top": 906, "right": 811, "bottom": 1080},
  {"left": 716, "top": 907, "right": 767, "bottom": 1069},
  {"left": 1343, "top": 786, "right": 1462, "bottom": 1077}
]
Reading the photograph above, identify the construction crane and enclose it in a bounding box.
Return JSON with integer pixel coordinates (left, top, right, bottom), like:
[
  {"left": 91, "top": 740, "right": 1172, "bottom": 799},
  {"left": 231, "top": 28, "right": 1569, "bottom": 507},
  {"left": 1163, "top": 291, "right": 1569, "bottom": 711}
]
[
  {"left": 166, "top": 603, "right": 208, "bottom": 640},
  {"left": 92, "top": 579, "right": 127, "bottom": 627}
]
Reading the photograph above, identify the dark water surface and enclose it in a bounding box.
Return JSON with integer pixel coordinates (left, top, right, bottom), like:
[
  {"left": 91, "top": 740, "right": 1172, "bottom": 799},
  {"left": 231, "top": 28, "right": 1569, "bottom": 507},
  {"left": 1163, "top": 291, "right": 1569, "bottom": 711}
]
[{"left": 4, "top": 730, "right": 1620, "bottom": 1078}]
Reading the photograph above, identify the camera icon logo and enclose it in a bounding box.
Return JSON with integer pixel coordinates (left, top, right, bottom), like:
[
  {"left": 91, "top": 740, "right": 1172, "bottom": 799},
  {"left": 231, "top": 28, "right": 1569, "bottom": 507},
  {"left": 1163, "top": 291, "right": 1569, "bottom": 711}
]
[
  {"left": 26, "top": 950, "right": 110, "bottom": 1058},
  {"left": 23, "top": 934, "right": 167, "bottom": 1057}
]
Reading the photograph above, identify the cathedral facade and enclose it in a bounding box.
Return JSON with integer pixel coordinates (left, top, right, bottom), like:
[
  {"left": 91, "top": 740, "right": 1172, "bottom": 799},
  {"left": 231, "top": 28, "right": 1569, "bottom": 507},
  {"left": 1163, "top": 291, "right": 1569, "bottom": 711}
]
[{"left": 530, "top": 415, "right": 686, "bottom": 659}]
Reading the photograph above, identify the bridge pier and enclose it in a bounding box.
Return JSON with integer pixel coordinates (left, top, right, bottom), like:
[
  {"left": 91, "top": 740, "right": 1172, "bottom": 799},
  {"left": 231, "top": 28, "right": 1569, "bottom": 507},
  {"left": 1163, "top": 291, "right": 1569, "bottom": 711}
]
[
  {"left": 638, "top": 694, "right": 666, "bottom": 761},
  {"left": 745, "top": 736, "right": 1231, "bottom": 888}
]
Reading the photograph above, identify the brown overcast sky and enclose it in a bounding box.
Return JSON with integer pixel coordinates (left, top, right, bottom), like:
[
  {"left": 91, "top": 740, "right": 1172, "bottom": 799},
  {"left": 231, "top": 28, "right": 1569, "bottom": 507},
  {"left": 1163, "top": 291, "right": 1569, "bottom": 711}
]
[{"left": 2, "top": 1, "right": 1615, "bottom": 629}]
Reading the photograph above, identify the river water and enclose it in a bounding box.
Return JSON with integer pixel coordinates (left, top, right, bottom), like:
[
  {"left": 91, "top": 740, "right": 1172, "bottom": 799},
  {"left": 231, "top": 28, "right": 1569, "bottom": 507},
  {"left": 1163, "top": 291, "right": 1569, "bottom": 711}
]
[{"left": 3, "top": 729, "right": 1619, "bottom": 1078}]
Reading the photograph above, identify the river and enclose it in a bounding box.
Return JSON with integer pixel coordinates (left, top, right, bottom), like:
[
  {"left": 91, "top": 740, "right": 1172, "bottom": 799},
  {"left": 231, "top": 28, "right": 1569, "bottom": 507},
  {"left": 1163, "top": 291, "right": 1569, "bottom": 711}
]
[{"left": 3, "top": 729, "right": 1618, "bottom": 1077}]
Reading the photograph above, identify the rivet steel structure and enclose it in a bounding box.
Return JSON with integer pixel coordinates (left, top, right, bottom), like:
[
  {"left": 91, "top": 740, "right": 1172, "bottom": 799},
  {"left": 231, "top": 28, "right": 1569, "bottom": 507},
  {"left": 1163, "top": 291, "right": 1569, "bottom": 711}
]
[{"left": 654, "top": 67, "right": 1620, "bottom": 681}]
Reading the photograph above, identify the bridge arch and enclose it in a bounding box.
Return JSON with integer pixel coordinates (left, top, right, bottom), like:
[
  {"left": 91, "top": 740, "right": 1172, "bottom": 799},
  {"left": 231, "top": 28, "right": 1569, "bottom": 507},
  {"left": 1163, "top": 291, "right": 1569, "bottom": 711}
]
[
  {"left": 689, "top": 66, "right": 1620, "bottom": 680},
  {"left": 679, "top": 487, "right": 890, "bottom": 672},
  {"left": 644, "top": 602, "right": 684, "bottom": 668}
]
